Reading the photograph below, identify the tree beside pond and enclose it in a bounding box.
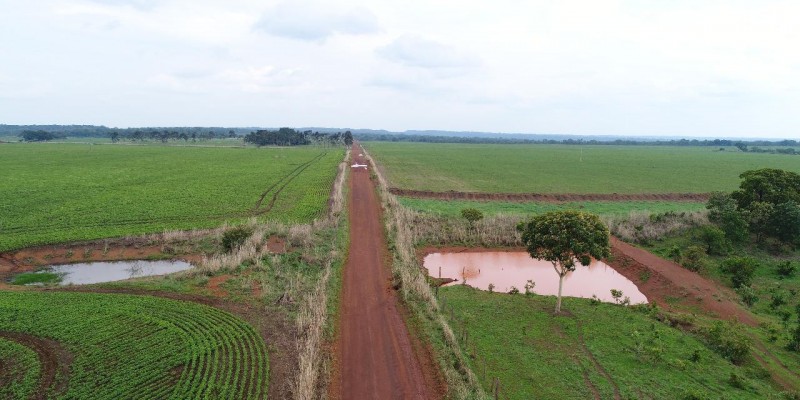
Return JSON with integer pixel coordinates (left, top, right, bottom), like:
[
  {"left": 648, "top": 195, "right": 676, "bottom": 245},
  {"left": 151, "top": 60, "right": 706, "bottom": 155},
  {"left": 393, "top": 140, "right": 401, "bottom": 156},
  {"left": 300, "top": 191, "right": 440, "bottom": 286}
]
[{"left": 517, "top": 210, "right": 611, "bottom": 314}]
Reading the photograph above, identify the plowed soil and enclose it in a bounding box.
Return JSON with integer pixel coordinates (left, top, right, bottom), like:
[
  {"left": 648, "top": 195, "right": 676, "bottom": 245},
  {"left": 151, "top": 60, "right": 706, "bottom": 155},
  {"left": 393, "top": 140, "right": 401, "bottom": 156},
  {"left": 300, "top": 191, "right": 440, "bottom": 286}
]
[
  {"left": 333, "top": 144, "right": 441, "bottom": 399},
  {"left": 390, "top": 188, "right": 711, "bottom": 203}
]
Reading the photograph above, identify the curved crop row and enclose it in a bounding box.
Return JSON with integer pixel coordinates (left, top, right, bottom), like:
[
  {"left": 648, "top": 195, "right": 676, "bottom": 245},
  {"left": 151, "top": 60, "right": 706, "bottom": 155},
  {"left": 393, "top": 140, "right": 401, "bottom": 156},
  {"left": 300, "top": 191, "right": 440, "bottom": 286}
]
[
  {"left": 0, "top": 291, "right": 269, "bottom": 399},
  {"left": 0, "top": 337, "right": 41, "bottom": 399}
]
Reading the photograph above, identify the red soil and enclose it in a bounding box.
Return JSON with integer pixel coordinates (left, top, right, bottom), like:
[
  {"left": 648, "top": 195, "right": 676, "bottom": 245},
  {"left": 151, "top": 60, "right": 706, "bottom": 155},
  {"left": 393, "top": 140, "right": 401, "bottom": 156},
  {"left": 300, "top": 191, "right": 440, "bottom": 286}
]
[
  {"left": 206, "top": 274, "right": 232, "bottom": 297},
  {"left": 608, "top": 237, "right": 758, "bottom": 325},
  {"left": 390, "top": 188, "right": 710, "bottom": 203},
  {"left": 332, "top": 144, "right": 443, "bottom": 399},
  {"left": 264, "top": 235, "right": 287, "bottom": 254}
]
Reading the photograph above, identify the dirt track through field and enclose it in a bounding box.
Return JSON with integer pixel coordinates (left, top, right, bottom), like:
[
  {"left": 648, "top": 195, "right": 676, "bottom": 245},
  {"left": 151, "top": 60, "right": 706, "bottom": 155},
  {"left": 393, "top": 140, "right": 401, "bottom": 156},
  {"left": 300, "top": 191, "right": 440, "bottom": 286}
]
[
  {"left": 334, "top": 144, "right": 435, "bottom": 399},
  {"left": 0, "top": 331, "right": 72, "bottom": 400}
]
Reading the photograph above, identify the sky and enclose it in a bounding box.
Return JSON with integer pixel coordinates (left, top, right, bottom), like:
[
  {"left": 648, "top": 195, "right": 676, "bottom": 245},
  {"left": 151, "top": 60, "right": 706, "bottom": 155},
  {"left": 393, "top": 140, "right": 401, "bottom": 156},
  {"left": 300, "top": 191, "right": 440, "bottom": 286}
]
[{"left": 1, "top": 0, "right": 799, "bottom": 138}]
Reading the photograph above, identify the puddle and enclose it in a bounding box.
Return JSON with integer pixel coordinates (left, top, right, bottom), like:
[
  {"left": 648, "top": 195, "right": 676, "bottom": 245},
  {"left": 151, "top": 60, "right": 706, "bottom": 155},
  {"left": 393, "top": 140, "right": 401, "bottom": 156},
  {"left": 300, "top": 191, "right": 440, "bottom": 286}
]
[
  {"left": 424, "top": 252, "right": 647, "bottom": 304},
  {"left": 37, "top": 260, "right": 193, "bottom": 285}
]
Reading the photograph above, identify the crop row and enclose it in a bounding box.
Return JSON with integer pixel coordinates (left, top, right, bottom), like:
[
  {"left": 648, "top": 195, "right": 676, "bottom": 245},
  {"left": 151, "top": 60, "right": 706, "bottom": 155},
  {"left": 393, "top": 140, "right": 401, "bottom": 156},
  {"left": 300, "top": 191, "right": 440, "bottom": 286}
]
[
  {"left": 0, "top": 337, "right": 41, "bottom": 399},
  {"left": 0, "top": 291, "right": 269, "bottom": 399}
]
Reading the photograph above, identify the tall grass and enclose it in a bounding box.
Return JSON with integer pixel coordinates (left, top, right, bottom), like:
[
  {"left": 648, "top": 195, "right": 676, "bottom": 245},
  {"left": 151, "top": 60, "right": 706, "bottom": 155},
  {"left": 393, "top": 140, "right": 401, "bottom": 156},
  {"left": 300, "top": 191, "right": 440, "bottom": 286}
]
[
  {"left": 603, "top": 211, "right": 708, "bottom": 244},
  {"left": 293, "top": 149, "right": 349, "bottom": 400},
  {"left": 365, "top": 149, "right": 487, "bottom": 399}
]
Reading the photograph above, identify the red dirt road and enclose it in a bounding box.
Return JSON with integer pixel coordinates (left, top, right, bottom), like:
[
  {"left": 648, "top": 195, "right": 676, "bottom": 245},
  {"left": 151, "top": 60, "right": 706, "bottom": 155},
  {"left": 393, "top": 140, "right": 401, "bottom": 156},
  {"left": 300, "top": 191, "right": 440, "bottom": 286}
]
[{"left": 335, "top": 145, "right": 435, "bottom": 399}]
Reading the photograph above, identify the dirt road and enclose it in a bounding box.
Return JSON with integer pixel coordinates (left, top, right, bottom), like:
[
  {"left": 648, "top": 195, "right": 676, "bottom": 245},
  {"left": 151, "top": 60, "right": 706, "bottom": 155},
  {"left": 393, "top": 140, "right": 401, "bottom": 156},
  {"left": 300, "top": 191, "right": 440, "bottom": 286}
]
[{"left": 335, "top": 144, "right": 434, "bottom": 399}]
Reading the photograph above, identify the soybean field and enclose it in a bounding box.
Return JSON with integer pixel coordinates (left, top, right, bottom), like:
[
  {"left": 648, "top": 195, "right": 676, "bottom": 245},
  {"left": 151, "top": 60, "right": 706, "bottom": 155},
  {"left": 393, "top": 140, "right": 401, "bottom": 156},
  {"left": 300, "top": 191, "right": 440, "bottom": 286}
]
[
  {"left": 365, "top": 142, "right": 800, "bottom": 194},
  {"left": 0, "top": 291, "right": 269, "bottom": 399},
  {"left": 0, "top": 144, "right": 343, "bottom": 251}
]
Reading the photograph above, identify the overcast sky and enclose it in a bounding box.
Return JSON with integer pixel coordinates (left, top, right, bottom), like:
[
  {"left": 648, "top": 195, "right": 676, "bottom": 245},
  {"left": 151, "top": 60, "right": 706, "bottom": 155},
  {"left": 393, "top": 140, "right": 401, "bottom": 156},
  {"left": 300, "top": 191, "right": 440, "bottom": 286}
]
[{"left": 1, "top": 0, "right": 798, "bottom": 138}]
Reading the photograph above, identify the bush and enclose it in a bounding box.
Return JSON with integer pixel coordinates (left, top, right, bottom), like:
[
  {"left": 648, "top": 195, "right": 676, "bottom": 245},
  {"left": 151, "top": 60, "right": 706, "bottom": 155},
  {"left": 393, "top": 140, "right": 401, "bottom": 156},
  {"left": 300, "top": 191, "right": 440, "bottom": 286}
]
[
  {"left": 736, "top": 285, "right": 758, "bottom": 307},
  {"left": 702, "top": 321, "right": 752, "bottom": 364},
  {"left": 460, "top": 208, "right": 484, "bottom": 227},
  {"left": 508, "top": 286, "right": 519, "bottom": 295},
  {"left": 524, "top": 280, "right": 535, "bottom": 296},
  {"left": 681, "top": 245, "right": 707, "bottom": 272},
  {"left": 776, "top": 261, "right": 797, "bottom": 279},
  {"left": 697, "top": 225, "right": 732, "bottom": 255},
  {"left": 222, "top": 226, "right": 254, "bottom": 253},
  {"left": 720, "top": 257, "right": 758, "bottom": 288}
]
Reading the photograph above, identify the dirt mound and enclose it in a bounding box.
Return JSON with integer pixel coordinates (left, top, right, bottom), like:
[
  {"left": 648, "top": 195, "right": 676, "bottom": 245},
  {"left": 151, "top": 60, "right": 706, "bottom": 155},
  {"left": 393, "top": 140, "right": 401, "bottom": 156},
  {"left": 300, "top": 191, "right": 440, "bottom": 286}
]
[
  {"left": 607, "top": 237, "right": 757, "bottom": 325},
  {"left": 0, "top": 331, "right": 73, "bottom": 400},
  {"left": 390, "top": 188, "right": 711, "bottom": 203}
]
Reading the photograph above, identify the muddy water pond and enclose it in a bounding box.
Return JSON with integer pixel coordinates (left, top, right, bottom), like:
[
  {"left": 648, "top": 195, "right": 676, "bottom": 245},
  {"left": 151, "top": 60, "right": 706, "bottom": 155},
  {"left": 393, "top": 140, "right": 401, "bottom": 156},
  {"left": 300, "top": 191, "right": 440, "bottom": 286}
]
[
  {"left": 42, "top": 260, "right": 193, "bottom": 285},
  {"left": 424, "top": 252, "right": 647, "bottom": 304}
]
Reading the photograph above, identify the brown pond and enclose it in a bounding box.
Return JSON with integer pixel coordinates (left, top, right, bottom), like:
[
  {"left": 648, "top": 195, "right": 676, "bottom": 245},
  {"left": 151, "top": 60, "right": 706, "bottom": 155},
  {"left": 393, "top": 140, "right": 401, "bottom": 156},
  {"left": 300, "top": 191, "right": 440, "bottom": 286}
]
[{"left": 424, "top": 252, "right": 647, "bottom": 304}]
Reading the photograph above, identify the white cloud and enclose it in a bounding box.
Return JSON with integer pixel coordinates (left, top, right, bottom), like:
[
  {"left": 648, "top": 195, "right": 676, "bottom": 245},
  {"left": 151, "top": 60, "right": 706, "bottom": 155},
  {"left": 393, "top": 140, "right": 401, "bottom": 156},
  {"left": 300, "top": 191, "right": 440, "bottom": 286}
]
[
  {"left": 254, "top": 1, "right": 380, "bottom": 42},
  {"left": 0, "top": 0, "right": 798, "bottom": 137},
  {"left": 377, "top": 35, "right": 480, "bottom": 69}
]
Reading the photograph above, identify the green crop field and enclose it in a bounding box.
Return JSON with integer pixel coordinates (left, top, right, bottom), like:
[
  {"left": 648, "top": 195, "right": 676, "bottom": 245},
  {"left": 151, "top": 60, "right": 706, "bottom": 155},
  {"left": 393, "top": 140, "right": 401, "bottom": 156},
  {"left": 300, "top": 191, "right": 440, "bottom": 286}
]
[
  {"left": 0, "top": 337, "right": 40, "bottom": 399},
  {"left": 399, "top": 197, "right": 707, "bottom": 217},
  {"left": 440, "top": 286, "right": 784, "bottom": 399},
  {"left": 0, "top": 143, "right": 343, "bottom": 251},
  {"left": 0, "top": 291, "right": 269, "bottom": 399},
  {"left": 365, "top": 142, "right": 800, "bottom": 194}
]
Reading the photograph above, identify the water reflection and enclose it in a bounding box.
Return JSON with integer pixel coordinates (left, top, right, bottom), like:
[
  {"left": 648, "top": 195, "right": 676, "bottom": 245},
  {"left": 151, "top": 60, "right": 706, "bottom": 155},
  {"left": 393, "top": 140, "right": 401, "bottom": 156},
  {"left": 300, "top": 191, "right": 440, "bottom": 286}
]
[
  {"left": 424, "top": 252, "right": 647, "bottom": 304},
  {"left": 45, "top": 260, "right": 193, "bottom": 285}
]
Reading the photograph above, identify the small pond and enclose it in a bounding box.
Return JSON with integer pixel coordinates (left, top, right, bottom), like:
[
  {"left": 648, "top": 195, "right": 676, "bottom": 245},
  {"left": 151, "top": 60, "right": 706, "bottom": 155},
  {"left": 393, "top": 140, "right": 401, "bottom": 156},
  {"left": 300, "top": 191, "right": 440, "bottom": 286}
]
[
  {"left": 424, "top": 252, "right": 647, "bottom": 304},
  {"left": 36, "top": 260, "right": 193, "bottom": 285}
]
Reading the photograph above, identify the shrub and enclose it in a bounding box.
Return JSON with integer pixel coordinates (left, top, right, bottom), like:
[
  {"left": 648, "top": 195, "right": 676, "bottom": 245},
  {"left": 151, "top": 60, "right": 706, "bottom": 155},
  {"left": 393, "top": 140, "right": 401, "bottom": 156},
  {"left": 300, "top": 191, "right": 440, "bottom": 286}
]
[
  {"left": 728, "top": 372, "right": 747, "bottom": 389},
  {"left": 770, "top": 291, "right": 788, "bottom": 310},
  {"left": 681, "top": 246, "right": 707, "bottom": 272},
  {"left": 460, "top": 208, "right": 484, "bottom": 227},
  {"left": 720, "top": 257, "right": 758, "bottom": 288},
  {"left": 697, "top": 225, "right": 732, "bottom": 255},
  {"left": 524, "top": 280, "right": 536, "bottom": 296},
  {"left": 487, "top": 283, "right": 495, "bottom": 293},
  {"left": 736, "top": 285, "right": 758, "bottom": 307},
  {"left": 776, "top": 261, "right": 797, "bottom": 279},
  {"left": 508, "top": 286, "right": 519, "bottom": 295},
  {"left": 703, "top": 321, "right": 752, "bottom": 364},
  {"left": 222, "top": 226, "right": 254, "bottom": 253}
]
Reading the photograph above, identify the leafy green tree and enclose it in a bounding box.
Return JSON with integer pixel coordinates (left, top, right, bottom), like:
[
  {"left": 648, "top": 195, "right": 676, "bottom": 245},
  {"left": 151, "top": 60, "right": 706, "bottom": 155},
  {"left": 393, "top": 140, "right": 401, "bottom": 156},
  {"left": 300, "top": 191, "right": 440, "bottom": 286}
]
[
  {"left": 769, "top": 201, "right": 800, "bottom": 243},
  {"left": 706, "top": 192, "right": 749, "bottom": 243},
  {"left": 343, "top": 130, "right": 353, "bottom": 146},
  {"left": 518, "top": 211, "right": 610, "bottom": 313},
  {"left": 747, "top": 201, "right": 774, "bottom": 243},
  {"left": 460, "top": 208, "right": 484, "bottom": 228},
  {"left": 732, "top": 168, "right": 800, "bottom": 209}
]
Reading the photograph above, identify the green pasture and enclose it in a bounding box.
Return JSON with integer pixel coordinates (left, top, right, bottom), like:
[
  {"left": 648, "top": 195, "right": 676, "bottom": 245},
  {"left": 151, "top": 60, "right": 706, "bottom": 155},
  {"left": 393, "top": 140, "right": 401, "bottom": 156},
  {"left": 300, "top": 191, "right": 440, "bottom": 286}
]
[
  {"left": 365, "top": 142, "right": 800, "bottom": 194},
  {"left": 0, "top": 143, "right": 342, "bottom": 251},
  {"left": 0, "top": 291, "right": 269, "bottom": 399},
  {"left": 398, "top": 197, "right": 706, "bottom": 217},
  {"left": 440, "top": 286, "right": 785, "bottom": 399}
]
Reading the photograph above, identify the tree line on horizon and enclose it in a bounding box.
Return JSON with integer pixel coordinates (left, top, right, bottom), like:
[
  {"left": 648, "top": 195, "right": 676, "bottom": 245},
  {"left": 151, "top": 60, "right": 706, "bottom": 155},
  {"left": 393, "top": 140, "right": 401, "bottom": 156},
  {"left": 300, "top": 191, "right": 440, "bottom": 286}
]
[{"left": 1, "top": 124, "right": 796, "bottom": 152}]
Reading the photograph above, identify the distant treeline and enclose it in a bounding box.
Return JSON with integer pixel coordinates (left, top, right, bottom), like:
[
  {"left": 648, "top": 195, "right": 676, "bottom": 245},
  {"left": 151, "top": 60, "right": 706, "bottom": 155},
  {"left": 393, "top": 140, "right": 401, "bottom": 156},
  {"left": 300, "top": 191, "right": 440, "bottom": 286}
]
[
  {"left": 243, "top": 128, "right": 352, "bottom": 147},
  {"left": 355, "top": 132, "right": 799, "bottom": 152},
  {"left": 1, "top": 125, "right": 353, "bottom": 146}
]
